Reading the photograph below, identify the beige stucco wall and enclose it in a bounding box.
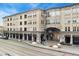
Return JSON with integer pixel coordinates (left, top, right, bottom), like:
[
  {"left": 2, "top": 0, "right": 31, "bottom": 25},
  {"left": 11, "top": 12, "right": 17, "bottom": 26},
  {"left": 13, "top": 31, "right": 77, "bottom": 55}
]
[{"left": 3, "top": 4, "right": 79, "bottom": 33}]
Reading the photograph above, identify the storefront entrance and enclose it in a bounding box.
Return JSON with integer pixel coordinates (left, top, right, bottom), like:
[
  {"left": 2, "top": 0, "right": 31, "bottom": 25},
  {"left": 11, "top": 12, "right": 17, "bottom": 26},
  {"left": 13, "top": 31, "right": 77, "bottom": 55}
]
[
  {"left": 45, "top": 27, "right": 60, "bottom": 41},
  {"left": 65, "top": 35, "right": 70, "bottom": 44},
  {"left": 73, "top": 36, "right": 79, "bottom": 45}
]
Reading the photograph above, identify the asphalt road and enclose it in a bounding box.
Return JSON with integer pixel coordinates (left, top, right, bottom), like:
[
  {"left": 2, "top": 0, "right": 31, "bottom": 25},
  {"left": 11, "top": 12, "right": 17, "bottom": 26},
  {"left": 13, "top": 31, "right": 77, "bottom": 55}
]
[{"left": 0, "top": 39, "right": 77, "bottom": 56}]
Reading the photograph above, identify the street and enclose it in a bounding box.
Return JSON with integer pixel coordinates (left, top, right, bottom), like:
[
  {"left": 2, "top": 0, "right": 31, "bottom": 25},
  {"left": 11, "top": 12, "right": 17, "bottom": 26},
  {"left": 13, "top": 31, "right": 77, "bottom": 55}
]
[{"left": 0, "top": 39, "right": 77, "bottom": 56}]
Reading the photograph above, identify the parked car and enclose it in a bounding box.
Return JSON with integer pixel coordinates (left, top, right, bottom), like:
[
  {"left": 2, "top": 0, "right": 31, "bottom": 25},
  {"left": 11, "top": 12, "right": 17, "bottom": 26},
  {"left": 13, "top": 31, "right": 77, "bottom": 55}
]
[
  {"left": 0, "top": 35, "right": 2, "bottom": 39},
  {"left": 0, "top": 35, "right": 8, "bottom": 39},
  {"left": 3, "top": 35, "right": 8, "bottom": 39}
]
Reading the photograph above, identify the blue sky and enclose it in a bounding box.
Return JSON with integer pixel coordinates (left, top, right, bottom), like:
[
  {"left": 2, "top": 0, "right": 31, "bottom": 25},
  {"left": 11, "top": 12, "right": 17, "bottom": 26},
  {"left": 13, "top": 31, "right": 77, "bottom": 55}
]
[{"left": 0, "top": 3, "right": 73, "bottom": 26}]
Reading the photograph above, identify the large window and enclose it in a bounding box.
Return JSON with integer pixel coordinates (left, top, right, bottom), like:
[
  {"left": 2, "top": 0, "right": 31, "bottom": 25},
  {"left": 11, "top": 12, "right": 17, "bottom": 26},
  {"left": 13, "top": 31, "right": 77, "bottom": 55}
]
[
  {"left": 7, "top": 23, "right": 9, "bottom": 26},
  {"left": 64, "top": 18, "right": 71, "bottom": 24},
  {"left": 65, "top": 27, "right": 70, "bottom": 31},
  {"left": 33, "top": 14, "right": 37, "bottom": 17},
  {"left": 65, "top": 27, "right": 67, "bottom": 31},
  {"left": 50, "top": 12, "right": 55, "bottom": 16},
  {"left": 20, "top": 16, "right": 22, "bottom": 19},
  {"left": 10, "top": 23, "right": 12, "bottom": 26},
  {"left": 24, "top": 21, "right": 27, "bottom": 25},
  {"left": 20, "top": 22, "right": 22, "bottom": 25},
  {"left": 72, "top": 8, "right": 77, "bottom": 13},
  {"left": 10, "top": 28, "right": 12, "bottom": 31},
  {"left": 7, "top": 28, "right": 9, "bottom": 31},
  {"left": 33, "top": 21, "right": 36, "bottom": 24},
  {"left": 77, "top": 27, "right": 79, "bottom": 31},
  {"left": 7, "top": 18, "right": 9, "bottom": 21},
  {"left": 73, "top": 27, "right": 76, "bottom": 31},
  {"left": 55, "top": 11, "right": 60, "bottom": 15},
  {"left": 24, "top": 27, "right": 27, "bottom": 31},
  {"left": 46, "top": 20, "right": 50, "bottom": 24},
  {"left": 33, "top": 27, "right": 37, "bottom": 31},
  {"left": 64, "top": 10, "right": 71, "bottom": 14},
  {"left": 28, "top": 15, "right": 32, "bottom": 18},
  {"left": 10, "top": 18, "right": 12, "bottom": 21},
  {"left": 68, "top": 27, "right": 70, "bottom": 31},
  {"left": 41, "top": 20, "right": 44, "bottom": 24},
  {"left": 20, "top": 27, "right": 22, "bottom": 31},
  {"left": 24, "top": 15, "right": 27, "bottom": 18},
  {"left": 28, "top": 21, "right": 32, "bottom": 24},
  {"left": 47, "top": 12, "right": 50, "bottom": 17},
  {"left": 73, "top": 20, "right": 77, "bottom": 23}
]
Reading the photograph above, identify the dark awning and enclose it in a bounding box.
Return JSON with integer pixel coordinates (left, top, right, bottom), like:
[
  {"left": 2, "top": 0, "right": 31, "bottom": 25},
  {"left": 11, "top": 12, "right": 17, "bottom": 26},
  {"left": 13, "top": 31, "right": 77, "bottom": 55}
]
[{"left": 46, "top": 27, "right": 60, "bottom": 33}]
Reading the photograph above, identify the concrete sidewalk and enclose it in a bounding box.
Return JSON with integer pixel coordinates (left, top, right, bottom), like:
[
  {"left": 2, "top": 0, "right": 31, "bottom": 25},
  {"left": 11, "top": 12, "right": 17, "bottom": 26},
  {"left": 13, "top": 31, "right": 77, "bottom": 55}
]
[{"left": 23, "top": 40, "right": 79, "bottom": 56}]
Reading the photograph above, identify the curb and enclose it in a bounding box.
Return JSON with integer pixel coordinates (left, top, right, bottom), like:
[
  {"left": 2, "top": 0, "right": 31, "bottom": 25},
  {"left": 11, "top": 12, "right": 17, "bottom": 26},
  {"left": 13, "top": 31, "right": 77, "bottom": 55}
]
[{"left": 23, "top": 41, "right": 79, "bottom": 56}]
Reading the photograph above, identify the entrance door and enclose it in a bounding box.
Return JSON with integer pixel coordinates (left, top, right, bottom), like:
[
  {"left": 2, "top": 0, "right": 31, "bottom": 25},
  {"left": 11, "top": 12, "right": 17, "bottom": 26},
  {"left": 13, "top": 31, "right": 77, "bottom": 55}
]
[
  {"left": 73, "top": 36, "right": 79, "bottom": 45},
  {"left": 65, "top": 35, "right": 70, "bottom": 44},
  {"left": 28, "top": 34, "right": 32, "bottom": 41},
  {"left": 24, "top": 34, "right": 27, "bottom": 40}
]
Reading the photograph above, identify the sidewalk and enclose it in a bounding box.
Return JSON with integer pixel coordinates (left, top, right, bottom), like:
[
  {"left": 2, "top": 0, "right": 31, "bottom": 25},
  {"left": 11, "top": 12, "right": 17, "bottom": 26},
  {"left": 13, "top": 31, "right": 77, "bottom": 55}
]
[{"left": 23, "top": 40, "right": 79, "bottom": 56}]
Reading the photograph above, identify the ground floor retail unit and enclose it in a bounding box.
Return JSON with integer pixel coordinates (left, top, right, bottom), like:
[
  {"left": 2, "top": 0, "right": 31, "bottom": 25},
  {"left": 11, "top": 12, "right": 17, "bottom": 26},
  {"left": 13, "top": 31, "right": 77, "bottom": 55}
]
[
  {"left": 61, "top": 32, "right": 79, "bottom": 45},
  {"left": 3, "top": 31, "right": 79, "bottom": 45}
]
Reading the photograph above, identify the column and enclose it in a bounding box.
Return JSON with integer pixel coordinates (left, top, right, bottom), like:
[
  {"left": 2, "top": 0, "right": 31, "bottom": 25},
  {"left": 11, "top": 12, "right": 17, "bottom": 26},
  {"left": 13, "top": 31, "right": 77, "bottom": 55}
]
[
  {"left": 32, "top": 34, "right": 34, "bottom": 42},
  {"left": 8, "top": 33, "right": 10, "bottom": 39},
  {"left": 36, "top": 33, "right": 41, "bottom": 43},
  {"left": 18, "top": 34, "right": 20, "bottom": 40},
  {"left": 15, "top": 33, "right": 17, "bottom": 39},
  {"left": 27, "top": 34, "right": 28, "bottom": 40},
  {"left": 22, "top": 34, "right": 25, "bottom": 40},
  {"left": 11, "top": 33, "right": 13, "bottom": 39},
  {"left": 59, "top": 35, "right": 65, "bottom": 43},
  {"left": 70, "top": 34, "right": 73, "bottom": 45}
]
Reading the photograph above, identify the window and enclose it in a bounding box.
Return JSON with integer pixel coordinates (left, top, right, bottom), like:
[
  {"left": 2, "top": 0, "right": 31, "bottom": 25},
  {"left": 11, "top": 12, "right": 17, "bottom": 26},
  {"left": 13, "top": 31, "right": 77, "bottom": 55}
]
[
  {"left": 7, "top": 18, "right": 9, "bottom": 21},
  {"left": 55, "top": 11, "right": 60, "bottom": 15},
  {"left": 10, "top": 18, "right": 12, "bottom": 21},
  {"left": 10, "top": 28, "right": 12, "bottom": 31},
  {"left": 65, "top": 27, "right": 67, "bottom": 31},
  {"left": 20, "top": 22, "right": 22, "bottom": 25},
  {"left": 20, "top": 16, "right": 22, "bottom": 19},
  {"left": 47, "top": 12, "right": 50, "bottom": 17},
  {"left": 41, "top": 20, "right": 44, "bottom": 24},
  {"left": 64, "top": 10, "right": 71, "bottom": 14},
  {"left": 68, "top": 27, "right": 70, "bottom": 31},
  {"left": 20, "top": 27, "right": 22, "bottom": 31},
  {"left": 7, "top": 28, "right": 9, "bottom": 31},
  {"left": 24, "top": 15, "right": 27, "bottom": 18},
  {"left": 28, "top": 15, "right": 32, "bottom": 18},
  {"left": 68, "top": 20, "right": 71, "bottom": 24},
  {"left": 33, "top": 21, "right": 36, "bottom": 24},
  {"left": 28, "top": 21, "right": 32, "bottom": 24},
  {"left": 77, "top": 27, "right": 79, "bottom": 31},
  {"left": 46, "top": 20, "right": 50, "bottom": 24},
  {"left": 7, "top": 23, "right": 9, "bottom": 26},
  {"left": 73, "top": 27, "right": 76, "bottom": 31},
  {"left": 50, "top": 12, "right": 55, "bottom": 16},
  {"left": 24, "top": 21, "right": 27, "bottom": 25},
  {"left": 72, "top": 8, "right": 77, "bottom": 13},
  {"left": 73, "top": 20, "right": 77, "bottom": 23},
  {"left": 13, "top": 29, "right": 15, "bottom": 31},
  {"left": 24, "top": 28, "right": 27, "bottom": 31},
  {"left": 10, "top": 23, "right": 12, "bottom": 26},
  {"left": 33, "top": 14, "right": 36, "bottom": 17},
  {"left": 33, "top": 27, "right": 37, "bottom": 31}
]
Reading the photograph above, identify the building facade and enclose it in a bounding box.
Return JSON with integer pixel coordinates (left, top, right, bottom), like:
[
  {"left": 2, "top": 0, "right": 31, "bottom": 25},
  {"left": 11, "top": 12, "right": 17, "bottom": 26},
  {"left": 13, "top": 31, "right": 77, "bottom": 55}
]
[
  {"left": 0, "top": 26, "right": 3, "bottom": 35},
  {"left": 3, "top": 4, "right": 79, "bottom": 45}
]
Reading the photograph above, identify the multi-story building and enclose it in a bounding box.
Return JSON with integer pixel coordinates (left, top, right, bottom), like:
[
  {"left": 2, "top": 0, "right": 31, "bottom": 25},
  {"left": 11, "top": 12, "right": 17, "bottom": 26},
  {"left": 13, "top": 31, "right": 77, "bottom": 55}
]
[
  {"left": 3, "top": 4, "right": 79, "bottom": 45},
  {"left": 0, "top": 26, "right": 3, "bottom": 35}
]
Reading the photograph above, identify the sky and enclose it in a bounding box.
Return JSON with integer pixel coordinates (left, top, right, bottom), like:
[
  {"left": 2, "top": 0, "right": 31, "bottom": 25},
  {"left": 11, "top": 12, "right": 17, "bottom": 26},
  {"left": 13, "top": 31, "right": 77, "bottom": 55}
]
[{"left": 0, "top": 3, "right": 73, "bottom": 26}]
